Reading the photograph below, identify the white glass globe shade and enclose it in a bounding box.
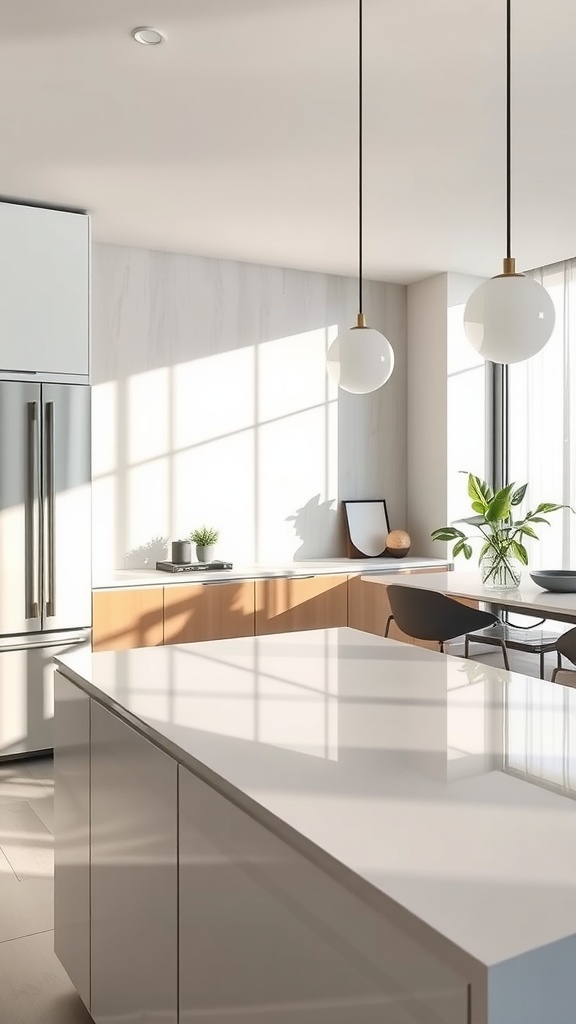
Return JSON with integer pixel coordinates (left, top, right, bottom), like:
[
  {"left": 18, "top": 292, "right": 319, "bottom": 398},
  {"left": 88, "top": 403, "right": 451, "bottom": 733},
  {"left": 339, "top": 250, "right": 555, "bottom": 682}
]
[
  {"left": 463, "top": 275, "right": 555, "bottom": 364},
  {"left": 327, "top": 326, "right": 394, "bottom": 394}
]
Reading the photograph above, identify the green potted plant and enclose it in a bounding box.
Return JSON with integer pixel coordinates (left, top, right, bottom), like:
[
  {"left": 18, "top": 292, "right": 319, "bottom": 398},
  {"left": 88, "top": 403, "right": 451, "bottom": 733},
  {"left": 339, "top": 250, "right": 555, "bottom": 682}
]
[
  {"left": 189, "top": 526, "right": 219, "bottom": 563},
  {"left": 431, "top": 472, "right": 568, "bottom": 590}
]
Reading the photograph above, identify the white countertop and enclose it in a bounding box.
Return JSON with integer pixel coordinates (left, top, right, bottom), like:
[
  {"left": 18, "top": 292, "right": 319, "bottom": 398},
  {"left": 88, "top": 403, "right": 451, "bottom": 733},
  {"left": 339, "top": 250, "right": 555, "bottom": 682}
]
[
  {"left": 56, "top": 628, "right": 576, "bottom": 971},
  {"left": 361, "top": 569, "right": 576, "bottom": 623},
  {"left": 93, "top": 557, "right": 450, "bottom": 589}
]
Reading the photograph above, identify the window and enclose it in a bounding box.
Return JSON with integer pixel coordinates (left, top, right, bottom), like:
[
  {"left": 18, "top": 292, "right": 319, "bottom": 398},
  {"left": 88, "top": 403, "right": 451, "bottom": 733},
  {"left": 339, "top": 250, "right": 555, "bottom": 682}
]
[{"left": 507, "top": 261, "right": 576, "bottom": 569}]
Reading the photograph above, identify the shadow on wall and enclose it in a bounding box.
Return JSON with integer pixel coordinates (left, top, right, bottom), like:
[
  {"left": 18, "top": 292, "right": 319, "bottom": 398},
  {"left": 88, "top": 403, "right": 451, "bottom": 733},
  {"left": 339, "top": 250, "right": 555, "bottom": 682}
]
[
  {"left": 286, "top": 494, "right": 343, "bottom": 560},
  {"left": 90, "top": 244, "right": 406, "bottom": 578},
  {"left": 124, "top": 536, "right": 169, "bottom": 570}
]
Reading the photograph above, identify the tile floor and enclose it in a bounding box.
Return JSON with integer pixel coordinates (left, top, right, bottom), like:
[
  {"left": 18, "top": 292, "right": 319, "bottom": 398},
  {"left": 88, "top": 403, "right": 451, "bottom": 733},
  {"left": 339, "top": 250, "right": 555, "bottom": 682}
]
[
  {"left": 0, "top": 645, "right": 562, "bottom": 1022},
  {"left": 0, "top": 754, "right": 91, "bottom": 1024}
]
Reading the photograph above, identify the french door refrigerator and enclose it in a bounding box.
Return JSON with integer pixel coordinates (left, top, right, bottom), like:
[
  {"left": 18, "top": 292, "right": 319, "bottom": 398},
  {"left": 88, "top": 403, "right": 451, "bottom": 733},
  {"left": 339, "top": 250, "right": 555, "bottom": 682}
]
[{"left": 0, "top": 380, "right": 91, "bottom": 758}]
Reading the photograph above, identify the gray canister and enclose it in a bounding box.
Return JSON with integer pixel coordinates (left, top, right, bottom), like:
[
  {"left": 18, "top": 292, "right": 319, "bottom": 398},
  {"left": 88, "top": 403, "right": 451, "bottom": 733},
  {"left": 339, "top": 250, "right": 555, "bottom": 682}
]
[{"left": 171, "top": 540, "right": 192, "bottom": 564}]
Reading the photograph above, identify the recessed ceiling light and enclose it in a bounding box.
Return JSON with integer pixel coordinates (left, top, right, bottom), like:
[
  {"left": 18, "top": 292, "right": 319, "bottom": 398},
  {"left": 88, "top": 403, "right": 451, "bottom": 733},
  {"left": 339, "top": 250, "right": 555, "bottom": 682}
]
[{"left": 131, "top": 26, "right": 165, "bottom": 45}]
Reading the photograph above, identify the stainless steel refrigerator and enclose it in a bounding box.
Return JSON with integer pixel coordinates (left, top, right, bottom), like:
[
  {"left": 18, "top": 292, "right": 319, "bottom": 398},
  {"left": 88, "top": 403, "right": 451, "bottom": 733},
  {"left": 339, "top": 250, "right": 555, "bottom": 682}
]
[{"left": 0, "top": 380, "right": 91, "bottom": 759}]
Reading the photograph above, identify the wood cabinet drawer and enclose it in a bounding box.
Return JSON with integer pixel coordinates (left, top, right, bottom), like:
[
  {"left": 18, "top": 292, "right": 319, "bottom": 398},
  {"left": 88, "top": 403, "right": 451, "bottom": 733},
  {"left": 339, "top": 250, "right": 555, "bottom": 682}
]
[
  {"left": 255, "top": 575, "right": 348, "bottom": 635},
  {"left": 347, "top": 575, "right": 413, "bottom": 643},
  {"left": 92, "top": 588, "right": 164, "bottom": 652},
  {"left": 163, "top": 581, "right": 255, "bottom": 644}
]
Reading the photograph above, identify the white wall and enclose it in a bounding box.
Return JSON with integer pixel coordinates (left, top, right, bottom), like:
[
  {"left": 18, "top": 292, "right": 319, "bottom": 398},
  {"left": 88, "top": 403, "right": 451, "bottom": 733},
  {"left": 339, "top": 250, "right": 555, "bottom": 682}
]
[
  {"left": 407, "top": 275, "right": 448, "bottom": 556},
  {"left": 407, "top": 272, "right": 486, "bottom": 559},
  {"left": 91, "top": 244, "right": 407, "bottom": 582},
  {"left": 446, "top": 273, "right": 487, "bottom": 528}
]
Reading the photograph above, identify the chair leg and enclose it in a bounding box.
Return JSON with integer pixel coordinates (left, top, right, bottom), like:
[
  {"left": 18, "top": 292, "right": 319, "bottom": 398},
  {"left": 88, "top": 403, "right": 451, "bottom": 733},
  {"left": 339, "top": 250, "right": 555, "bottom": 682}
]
[
  {"left": 439, "top": 640, "right": 444, "bottom": 654},
  {"left": 540, "top": 650, "right": 545, "bottom": 680},
  {"left": 384, "top": 615, "right": 393, "bottom": 638},
  {"left": 499, "top": 640, "right": 510, "bottom": 672},
  {"left": 464, "top": 636, "right": 470, "bottom": 659},
  {"left": 552, "top": 653, "right": 563, "bottom": 683}
]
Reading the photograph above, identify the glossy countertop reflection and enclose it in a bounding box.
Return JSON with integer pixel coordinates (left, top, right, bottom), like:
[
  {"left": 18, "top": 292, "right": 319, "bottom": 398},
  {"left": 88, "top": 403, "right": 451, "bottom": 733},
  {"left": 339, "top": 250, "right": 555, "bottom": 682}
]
[{"left": 56, "top": 628, "right": 576, "bottom": 969}]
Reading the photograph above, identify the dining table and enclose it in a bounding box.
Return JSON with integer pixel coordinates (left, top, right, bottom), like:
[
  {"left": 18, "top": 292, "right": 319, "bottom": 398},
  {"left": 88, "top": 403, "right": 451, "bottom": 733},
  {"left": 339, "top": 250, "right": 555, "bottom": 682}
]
[{"left": 360, "top": 570, "right": 576, "bottom": 626}]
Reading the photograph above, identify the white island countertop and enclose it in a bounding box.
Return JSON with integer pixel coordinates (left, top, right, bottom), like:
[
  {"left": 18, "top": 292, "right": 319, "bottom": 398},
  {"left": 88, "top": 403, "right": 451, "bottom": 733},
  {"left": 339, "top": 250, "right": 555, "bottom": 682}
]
[
  {"left": 56, "top": 628, "right": 576, "bottom": 976},
  {"left": 93, "top": 556, "right": 450, "bottom": 589}
]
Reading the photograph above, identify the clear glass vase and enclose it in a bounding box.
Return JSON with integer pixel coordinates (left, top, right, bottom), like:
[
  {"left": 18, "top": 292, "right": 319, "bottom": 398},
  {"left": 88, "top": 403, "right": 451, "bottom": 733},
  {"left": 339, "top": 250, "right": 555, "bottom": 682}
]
[{"left": 480, "top": 551, "right": 522, "bottom": 590}]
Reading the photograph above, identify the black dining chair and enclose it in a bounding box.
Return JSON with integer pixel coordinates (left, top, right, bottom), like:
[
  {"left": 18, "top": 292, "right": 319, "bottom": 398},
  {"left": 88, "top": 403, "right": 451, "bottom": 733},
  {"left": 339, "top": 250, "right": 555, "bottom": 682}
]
[
  {"left": 384, "top": 584, "right": 503, "bottom": 657},
  {"left": 552, "top": 626, "right": 576, "bottom": 683}
]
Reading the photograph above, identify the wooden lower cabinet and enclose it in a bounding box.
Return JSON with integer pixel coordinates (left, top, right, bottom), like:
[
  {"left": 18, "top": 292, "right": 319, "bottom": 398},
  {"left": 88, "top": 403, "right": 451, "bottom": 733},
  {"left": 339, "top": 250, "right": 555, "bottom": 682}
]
[
  {"left": 163, "top": 581, "right": 255, "bottom": 644},
  {"left": 255, "top": 575, "right": 348, "bottom": 635},
  {"left": 91, "top": 570, "right": 460, "bottom": 653},
  {"left": 347, "top": 568, "right": 470, "bottom": 650},
  {"left": 92, "top": 587, "right": 164, "bottom": 652},
  {"left": 347, "top": 574, "right": 414, "bottom": 645}
]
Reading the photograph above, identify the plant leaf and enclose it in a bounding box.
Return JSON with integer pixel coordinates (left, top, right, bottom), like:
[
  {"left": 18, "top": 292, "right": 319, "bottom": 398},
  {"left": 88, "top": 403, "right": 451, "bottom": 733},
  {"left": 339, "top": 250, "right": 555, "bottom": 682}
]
[
  {"left": 485, "top": 483, "right": 514, "bottom": 523},
  {"left": 511, "top": 540, "right": 529, "bottom": 565},
  {"left": 511, "top": 483, "right": 528, "bottom": 506},
  {"left": 467, "top": 474, "right": 492, "bottom": 509},
  {"left": 431, "top": 527, "right": 465, "bottom": 541},
  {"left": 526, "top": 516, "right": 550, "bottom": 526},
  {"left": 453, "top": 539, "right": 473, "bottom": 559},
  {"left": 517, "top": 524, "right": 538, "bottom": 539},
  {"left": 534, "top": 502, "right": 565, "bottom": 514},
  {"left": 478, "top": 540, "right": 492, "bottom": 559},
  {"left": 471, "top": 501, "right": 486, "bottom": 514}
]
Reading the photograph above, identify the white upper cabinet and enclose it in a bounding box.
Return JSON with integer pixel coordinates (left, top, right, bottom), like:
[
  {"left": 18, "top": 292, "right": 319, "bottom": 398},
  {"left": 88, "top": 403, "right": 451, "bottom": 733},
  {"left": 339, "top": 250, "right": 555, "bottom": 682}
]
[{"left": 0, "top": 202, "right": 89, "bottom": 376}]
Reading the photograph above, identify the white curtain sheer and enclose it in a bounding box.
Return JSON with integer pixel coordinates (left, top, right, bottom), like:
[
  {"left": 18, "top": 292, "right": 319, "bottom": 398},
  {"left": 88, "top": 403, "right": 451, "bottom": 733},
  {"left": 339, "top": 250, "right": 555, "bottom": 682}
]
[{"left": 508, "top": 260, "right": 576, "bottom": 569}]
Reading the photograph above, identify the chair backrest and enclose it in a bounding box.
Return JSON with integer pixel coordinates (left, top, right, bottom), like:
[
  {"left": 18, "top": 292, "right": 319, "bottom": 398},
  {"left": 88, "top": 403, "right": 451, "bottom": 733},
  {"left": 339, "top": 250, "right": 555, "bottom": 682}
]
[
  {"left": 386, "top": 585, "right": 498, "bottom": 643},
  {"left": 556, "top": 626, "right": 576, "bottom": 667}
]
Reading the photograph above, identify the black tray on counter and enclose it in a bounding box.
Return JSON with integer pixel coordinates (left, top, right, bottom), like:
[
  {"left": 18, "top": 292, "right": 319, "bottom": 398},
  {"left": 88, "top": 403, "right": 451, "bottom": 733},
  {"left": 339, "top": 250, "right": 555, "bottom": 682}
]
[{"left": 156, "top": 560, "right": 233, "bottom": 574}]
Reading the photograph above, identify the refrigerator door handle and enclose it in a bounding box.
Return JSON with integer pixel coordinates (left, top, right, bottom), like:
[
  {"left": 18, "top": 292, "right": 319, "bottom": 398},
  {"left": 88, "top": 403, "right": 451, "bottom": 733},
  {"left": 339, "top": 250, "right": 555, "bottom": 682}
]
[
  {"left": 44, "top": 401, "right": 56, "bottom": 618},
  {"left": 25, "top": 401, "right": 40, "bottom": 619},
  {"left": 0, "top": 634, "right": 88, "bottom": 654}
]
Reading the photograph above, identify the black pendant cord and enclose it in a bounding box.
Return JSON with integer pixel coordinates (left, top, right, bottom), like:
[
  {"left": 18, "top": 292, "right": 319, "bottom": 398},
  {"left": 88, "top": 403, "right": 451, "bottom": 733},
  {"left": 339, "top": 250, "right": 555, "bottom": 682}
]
[
  {"left": 358, "top": 0, "right": 363, "bottom": 315},
  {"left": 506, "top": 0, "right": 511, "bottom": 261}
]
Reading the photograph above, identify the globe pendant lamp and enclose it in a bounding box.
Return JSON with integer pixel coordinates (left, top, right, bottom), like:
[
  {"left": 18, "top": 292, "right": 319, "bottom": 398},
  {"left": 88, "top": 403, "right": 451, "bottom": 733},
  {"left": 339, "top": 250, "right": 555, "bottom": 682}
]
[
  {"left": 463, "top": 0, "right": 554, "bottom": 364},
  {"left": 327, "top": 0, "right": 394, "bottom": 394}
]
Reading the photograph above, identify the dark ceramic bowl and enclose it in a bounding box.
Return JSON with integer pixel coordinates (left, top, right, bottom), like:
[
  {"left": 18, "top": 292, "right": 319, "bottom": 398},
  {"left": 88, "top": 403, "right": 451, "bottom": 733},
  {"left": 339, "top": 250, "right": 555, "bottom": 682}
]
[{"left": 530, "top": 570, "right": 576, "bottom": 593}]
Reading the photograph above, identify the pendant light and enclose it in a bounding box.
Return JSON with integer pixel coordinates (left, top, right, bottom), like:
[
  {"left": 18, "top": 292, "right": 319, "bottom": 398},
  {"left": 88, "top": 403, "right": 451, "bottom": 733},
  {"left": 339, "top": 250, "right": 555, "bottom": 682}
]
[
  {"left": 463, "top": 0, "right": 554, "bottom": 364},
  {"left": 327, "top": 0, "right": 394, "bottom": 394}
]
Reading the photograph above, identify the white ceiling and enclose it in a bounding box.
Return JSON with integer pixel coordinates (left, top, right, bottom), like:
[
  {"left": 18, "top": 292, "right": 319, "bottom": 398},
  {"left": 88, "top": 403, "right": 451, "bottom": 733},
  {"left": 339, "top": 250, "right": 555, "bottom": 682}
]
[{"left": 0, "top": 0, "right": 574, "bottom": 284}]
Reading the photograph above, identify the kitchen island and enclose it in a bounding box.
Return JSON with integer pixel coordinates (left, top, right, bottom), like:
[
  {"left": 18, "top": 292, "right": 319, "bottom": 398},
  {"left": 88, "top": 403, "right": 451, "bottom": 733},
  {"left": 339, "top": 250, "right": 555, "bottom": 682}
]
[{"left": 54, "top": 629, "right": 576, "bottom": 1024}]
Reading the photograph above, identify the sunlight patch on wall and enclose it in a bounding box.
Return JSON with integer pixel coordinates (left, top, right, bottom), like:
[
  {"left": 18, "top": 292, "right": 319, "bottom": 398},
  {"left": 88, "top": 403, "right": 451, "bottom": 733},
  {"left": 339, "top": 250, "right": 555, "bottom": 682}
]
[
  {"left": 128, "top": 367, "right": 170, "bottom": 464},
  {"left": 92, "top": 474, "right": 116, "bottom": 580},
  {"left": 128, "top": 457, "right": 170, "bottom": 551},
  {"left": 258, "top": 327, "right": 334, "bottom": 421},
  {"left": 174, "top": 430, "right": 255, "bottom": 562},
  {"left": 91, "top": 381, "right": 117, "bottom": 477},
  {"left": 447, "top": 302, "right": 486, "bottom": 528},
  {"left": 258, "top": 404, "right": 338, "bottom": 562},
  {"left": 172, "top": 347, "right": 255, "bottom": 449},
  {"left": 91, "top": 324, "right": 340, "bottom": 578}
]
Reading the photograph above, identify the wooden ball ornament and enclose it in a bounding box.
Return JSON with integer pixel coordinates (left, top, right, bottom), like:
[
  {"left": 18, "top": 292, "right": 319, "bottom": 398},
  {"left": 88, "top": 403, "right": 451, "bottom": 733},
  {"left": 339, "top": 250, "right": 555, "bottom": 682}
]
[{"left": 384, "top": 529, "right": 411, "bottom": 558}]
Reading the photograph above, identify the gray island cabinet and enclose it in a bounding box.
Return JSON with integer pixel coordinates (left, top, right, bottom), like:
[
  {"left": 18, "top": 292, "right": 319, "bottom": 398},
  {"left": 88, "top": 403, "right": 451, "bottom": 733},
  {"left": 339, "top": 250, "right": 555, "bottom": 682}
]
[{"left": 54, "top": 628, "right": 576, "bottom": 1024}]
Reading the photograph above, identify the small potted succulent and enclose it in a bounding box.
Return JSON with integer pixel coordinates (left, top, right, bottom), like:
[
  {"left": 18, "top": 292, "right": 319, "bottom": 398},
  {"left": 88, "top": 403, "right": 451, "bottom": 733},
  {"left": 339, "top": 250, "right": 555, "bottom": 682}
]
[{"left": 189, "top": 526, "right": 219, "bottom": 563}]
